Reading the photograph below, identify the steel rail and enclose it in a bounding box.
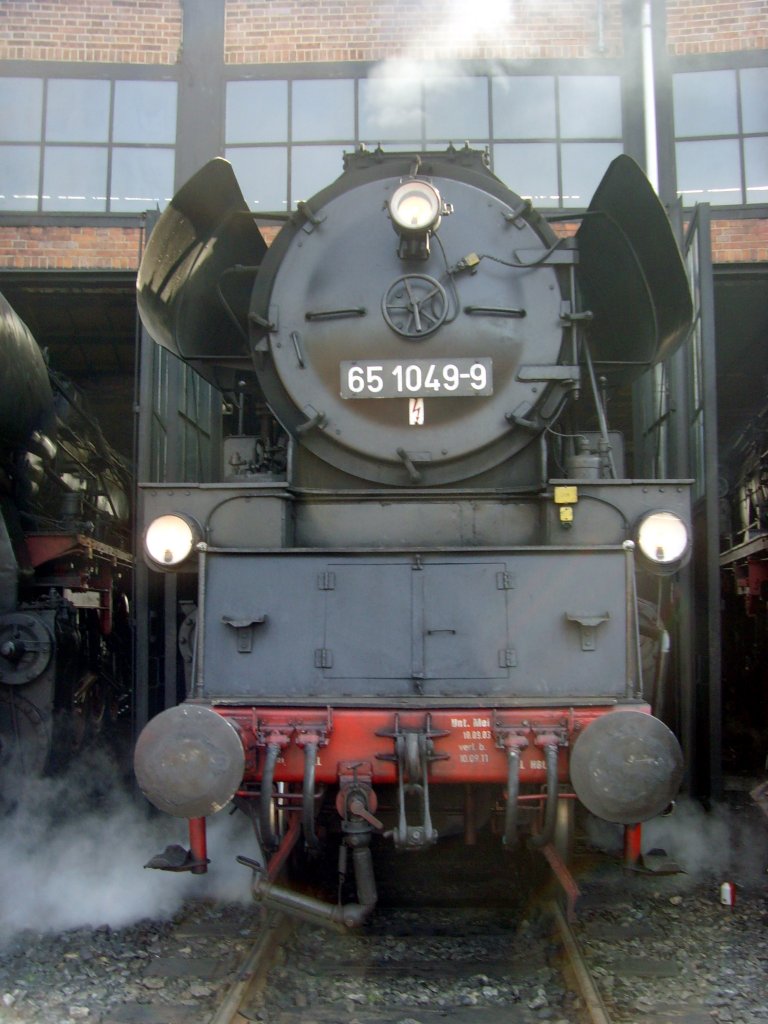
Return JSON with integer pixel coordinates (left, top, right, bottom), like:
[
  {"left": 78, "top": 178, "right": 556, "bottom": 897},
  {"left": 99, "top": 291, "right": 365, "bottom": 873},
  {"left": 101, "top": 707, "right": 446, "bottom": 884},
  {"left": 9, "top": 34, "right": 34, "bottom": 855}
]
[
  {"left": 552, "top": 900, "right": 614, "bottom": 1024},
  {"left": 206, "top": 910, "right": 292, "bottom": 1024}
]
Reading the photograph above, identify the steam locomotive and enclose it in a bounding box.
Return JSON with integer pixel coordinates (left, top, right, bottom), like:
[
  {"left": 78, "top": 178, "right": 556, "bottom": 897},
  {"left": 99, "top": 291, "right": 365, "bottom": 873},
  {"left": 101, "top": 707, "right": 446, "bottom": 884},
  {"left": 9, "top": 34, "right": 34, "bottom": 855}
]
[
  {"left": 719, "top": 400, "right": 768, "bottom": 773},
  {"left": 0, "top": 293, "right": 132, "bottom": 781},
  {"left": 134, "top": 147, "right": 692, "bottom": 924}
]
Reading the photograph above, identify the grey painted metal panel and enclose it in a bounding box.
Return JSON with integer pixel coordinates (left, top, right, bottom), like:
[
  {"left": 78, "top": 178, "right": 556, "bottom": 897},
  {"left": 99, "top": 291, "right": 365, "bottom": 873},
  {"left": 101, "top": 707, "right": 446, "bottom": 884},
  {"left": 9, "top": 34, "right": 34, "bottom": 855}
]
[
  {"left": 295, "top": 498, "right": 541, "bottom": 548},
  {"left": 200, "top": 550, "right": 628, "bottom": 701},
  {"left": 140, "top": 484, "right": 294, "bottom": 549}
]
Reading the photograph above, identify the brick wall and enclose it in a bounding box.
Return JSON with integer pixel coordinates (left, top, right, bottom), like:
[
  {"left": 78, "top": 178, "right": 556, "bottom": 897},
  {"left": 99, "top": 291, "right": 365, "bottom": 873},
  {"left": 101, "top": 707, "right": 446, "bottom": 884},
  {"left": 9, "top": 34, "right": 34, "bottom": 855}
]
[
  {"left": 1, "top": 216, "right": 759, "bottom": 271},
  {"left": 0, "top": 1, "right": 764, "bottom": 269},
  {"left": 0, "top": 0, "right": 182, "bottom": 64},
  {"left": 711, "top": 220, "right": 768, "bottom": 263},
  {"left": 223, "top": 0, "right": 625, "bottom": 64},
  {"left": 667, "top": 0, "right": 768, "bottom": 55},
  {"left": 0, "top": 226, "right": 144, "bottom": 270}
]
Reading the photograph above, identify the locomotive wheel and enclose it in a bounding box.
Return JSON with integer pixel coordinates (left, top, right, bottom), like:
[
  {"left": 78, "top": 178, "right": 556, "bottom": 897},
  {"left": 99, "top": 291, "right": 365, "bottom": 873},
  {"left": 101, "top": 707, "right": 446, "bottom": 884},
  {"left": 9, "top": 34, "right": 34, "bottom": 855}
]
[{"left": 0, "top": 687, "right": 50, "bottom": 777}]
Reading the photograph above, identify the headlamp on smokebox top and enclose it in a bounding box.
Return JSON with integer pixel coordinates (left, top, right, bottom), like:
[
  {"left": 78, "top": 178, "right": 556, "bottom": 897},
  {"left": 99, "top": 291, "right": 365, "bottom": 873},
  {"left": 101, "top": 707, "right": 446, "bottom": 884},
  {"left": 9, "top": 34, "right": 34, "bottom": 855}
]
[
  {"left": 389, "top": 179, "right": 450, "bottom": 260},
  {"left": 144, "top": 513, "right": 202, "bottom": 569}
]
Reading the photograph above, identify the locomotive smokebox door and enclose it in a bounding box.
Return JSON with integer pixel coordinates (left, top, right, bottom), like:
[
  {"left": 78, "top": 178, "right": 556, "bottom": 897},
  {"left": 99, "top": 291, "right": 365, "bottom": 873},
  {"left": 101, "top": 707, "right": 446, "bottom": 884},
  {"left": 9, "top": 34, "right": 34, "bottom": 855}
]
[{"left": 247, "top": 150, "right": 573, "bottom": 486}]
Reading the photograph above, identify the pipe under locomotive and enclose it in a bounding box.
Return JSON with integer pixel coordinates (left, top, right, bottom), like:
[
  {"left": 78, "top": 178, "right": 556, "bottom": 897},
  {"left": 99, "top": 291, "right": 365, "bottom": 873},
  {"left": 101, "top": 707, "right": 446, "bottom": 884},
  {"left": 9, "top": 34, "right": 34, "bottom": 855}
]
[{"left": 134, "top": 147, "right": 692, "bottom": 924}]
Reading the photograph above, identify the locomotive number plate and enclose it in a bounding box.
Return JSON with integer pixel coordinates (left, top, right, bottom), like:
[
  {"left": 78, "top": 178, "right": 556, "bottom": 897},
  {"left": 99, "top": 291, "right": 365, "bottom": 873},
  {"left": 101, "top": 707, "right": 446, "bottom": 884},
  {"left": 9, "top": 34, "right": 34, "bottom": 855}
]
[{"left": 341, "top": 359, "right": 493, "bottom": 399}]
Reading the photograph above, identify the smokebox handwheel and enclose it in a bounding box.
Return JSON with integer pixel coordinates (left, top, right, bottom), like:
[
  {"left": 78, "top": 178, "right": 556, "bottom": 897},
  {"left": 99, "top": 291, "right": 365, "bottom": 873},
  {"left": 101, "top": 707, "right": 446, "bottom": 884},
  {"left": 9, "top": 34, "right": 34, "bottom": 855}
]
[{"left": 382, "top": 274, "right": 448, "bottom": 338}]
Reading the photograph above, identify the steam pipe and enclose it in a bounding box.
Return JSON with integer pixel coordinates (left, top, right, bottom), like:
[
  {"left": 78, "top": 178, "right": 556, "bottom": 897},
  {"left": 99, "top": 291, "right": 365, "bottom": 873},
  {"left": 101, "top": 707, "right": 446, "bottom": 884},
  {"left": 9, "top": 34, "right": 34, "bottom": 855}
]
[
  {"left": 582, "top": 339, "right": 617, "bottom": 478},
  {"left": 503, "top": 747, "right": 522, "bottom": 849},
  {"left": 302, "top": 740, "right": 320, "bottom": 851},
  {"left": 351, "top": 845, "right": 377, "bottom": 909},
  {"left": 596, "top": 0, "right": 606, "bottom": 53},
  {"left": 652, "top": 628, "right": 671, "bottom": 711},
  {"left": 193, "top": 543, "right": 208, "bottom": 699},
  {"left": 251, "top": 837, "right": 378, "bottom": 932},
  {"left": 259, "top": 742, "right": 280, "bottom": 849},
  {"left": 529, "top": 743, "right": 559, "bottom": 848},
  {"left": 252, "top": 874, "right": 376, "bottom": 931},
  {"left": 623, "top": 541, "right": 643, "bottom": 698},
  {"left": 642, "top": 0, "right": 659, "bottom": 192}
]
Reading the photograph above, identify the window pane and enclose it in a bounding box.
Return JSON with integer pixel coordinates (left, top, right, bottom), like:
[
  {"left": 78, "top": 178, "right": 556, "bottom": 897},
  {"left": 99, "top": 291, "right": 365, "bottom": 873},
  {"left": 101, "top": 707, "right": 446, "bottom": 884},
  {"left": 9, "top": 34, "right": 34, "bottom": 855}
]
[
  {"left": 43, "top": 146, "right": 108, "bottom": 211},
  {"left": 559, "top": 76, "right": 622, "bottom": 138},
  {"left": 114, "top": 81, "right": 177, "bottom": 144},
  {"left": 492, "top": 77, "right": 556, "bottom": 139},
  {"left": 493, "top": 143, "right": 559, "bottom": 205},
  {"left": 673, "top": 71, "right": 738, "bottom": 137},
  {"left": 424, "top": 77, "right": 489, "bottom": 141},
  {"left": 561, "top": 142, "right": 623, "bottom": 208},
  {"left": 292, "top": 80, "right": 354, "bottom": 141},
  {"left": 291, "top": 145, "right": 346, "bottom": 206},
  {"left": 226, "top": 146, "right": 288, "bottom": 211},
  {"left": 360, "top": 76, "right": 422, "bottom": 142},
  {"left": 741, "top": 67, "right": 768, "bottom": 134},
  {"left": 46, "top": 80, "right": 110, "bottom": 142},
  {"left": 110, "top": 148, "right": 175, "bottom": 211},
  {"left": 0, "top": 78, "right": 43, "bottom": 142},
  {"left": 744, "top": 136, "right": 768, "bottom": 204},
  {"left": 226, "top": 81, "right": 288, "bottom": 144},
  {"left": 0, "top": 145, "right": 40, "bottom": 210},
  {"left": 676, "top": 139, "right": 742, "bottom": 204}
]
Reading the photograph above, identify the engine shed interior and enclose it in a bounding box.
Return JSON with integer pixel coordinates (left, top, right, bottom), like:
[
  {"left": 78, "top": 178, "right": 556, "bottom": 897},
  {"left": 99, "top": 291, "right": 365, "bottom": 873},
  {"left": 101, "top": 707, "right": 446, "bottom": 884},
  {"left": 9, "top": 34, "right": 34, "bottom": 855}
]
[
  {"left": 0, "top": 0, "right": 767, "bottom": 821},
  {"left": 1, "top": 210, "right": 767, "bottom": 795}
]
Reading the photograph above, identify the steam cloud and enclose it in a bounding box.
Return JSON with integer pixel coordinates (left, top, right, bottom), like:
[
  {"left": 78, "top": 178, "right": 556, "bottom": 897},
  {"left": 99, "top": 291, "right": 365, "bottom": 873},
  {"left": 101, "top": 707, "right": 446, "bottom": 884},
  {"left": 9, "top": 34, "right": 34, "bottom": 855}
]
[
  {"left": 0, "top": 745, "right": 251, "bottom": 947},
  {"left": 361, "top": 0, "right": 517, "bottom": 138},
  {"left": 587, "top": 796, "right": 768, "bottom": 885}
]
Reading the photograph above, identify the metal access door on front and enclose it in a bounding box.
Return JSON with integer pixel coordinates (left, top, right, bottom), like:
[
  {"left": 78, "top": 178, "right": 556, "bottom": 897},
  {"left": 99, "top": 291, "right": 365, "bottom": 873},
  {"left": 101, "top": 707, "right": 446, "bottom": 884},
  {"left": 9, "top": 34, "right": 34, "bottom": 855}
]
[
  {"left": 322, "top": 560, "right": 509, "bottom": 683},
  {"left": 201, "top": 550, "right": 629, "bottom": 701}
]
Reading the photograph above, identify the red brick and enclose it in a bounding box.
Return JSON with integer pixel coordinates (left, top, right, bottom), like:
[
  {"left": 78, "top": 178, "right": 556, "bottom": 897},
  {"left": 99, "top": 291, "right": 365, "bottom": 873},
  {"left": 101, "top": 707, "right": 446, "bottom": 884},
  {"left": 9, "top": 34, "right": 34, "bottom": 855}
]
[
  {"left": 667, "top": 0, "right": 767, "bottom": 54},
  {"left": 0, "top": 0, "right": 181, "bottom": 64},
  {"left": 223, "top": 0, "right": 625, "bottom": 64}
]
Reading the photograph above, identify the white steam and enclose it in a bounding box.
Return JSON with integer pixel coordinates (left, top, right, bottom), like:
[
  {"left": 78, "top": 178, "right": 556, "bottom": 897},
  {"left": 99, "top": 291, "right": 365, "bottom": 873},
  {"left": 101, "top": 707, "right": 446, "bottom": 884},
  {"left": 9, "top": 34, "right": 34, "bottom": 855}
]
[
  {"left": 442, "top": 0, "right": 515, "bottom": 40},
  {"left": 0, "top": 746, "right": 252, "bottom": 946},
  {"left": 361, "top": 0, "right": 517, "bottom": 139},
  {"left": 587, "top": 796, "right": 768, "bottom": 885}
]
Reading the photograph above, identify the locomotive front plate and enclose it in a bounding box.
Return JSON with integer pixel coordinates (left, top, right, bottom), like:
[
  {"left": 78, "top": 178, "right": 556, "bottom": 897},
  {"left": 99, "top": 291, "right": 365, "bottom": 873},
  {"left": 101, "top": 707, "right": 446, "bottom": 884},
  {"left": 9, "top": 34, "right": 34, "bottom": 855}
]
[{"left": 340, "top": 358, "right": 493, "bottom": 399}]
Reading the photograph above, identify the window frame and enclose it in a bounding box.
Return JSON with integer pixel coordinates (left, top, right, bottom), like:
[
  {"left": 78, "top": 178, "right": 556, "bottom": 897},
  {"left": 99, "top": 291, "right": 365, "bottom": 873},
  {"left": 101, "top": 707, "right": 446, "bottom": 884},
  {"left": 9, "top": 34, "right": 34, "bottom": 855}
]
[
  {"left": 668, "top": 53, "right": 768, "bottom": 214},
  {"left": 0, "top": 64, "right": 179, "bottom": 215},
  {"left": 222, "top": 59, "right": 630, "bottom": 214}
]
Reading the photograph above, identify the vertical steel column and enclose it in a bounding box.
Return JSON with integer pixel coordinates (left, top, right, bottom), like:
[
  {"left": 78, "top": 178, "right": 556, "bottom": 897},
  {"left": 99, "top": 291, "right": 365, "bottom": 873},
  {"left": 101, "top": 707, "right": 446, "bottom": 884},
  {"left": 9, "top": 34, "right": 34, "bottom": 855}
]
[
  {"left": 691, "top": 208, "right": 722, "bottom": 800},
  {"left": 176, "top": 0, "right": 226, "bottom": 186},
  {"left": 133, "top": 210, "right": 157, "bottom": 737}
]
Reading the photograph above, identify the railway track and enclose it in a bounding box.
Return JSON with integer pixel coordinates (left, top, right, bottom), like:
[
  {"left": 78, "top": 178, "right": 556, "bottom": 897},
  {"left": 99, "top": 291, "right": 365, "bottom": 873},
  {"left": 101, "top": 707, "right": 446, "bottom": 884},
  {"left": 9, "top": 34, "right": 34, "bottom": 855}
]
[
  {"left": 207, "top": 877, "right": 613, "bottom": 1024},
  {"left": 5, "top": 828, "right": 762, "bottom": 1024},
  {"left": 94, "top": 839, "right": 657, "bottom": 1024}
]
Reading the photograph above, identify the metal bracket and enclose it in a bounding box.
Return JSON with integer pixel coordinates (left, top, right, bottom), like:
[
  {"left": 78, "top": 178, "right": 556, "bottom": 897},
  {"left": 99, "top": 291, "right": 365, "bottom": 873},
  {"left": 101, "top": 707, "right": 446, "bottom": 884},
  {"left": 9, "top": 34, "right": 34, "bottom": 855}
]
[
  {"left": 296, "top": 406, "right": 327, "bottom": 436},
  {"left": 375, "top": 713, "right": 448, "bottom": 849},
  {"left": 565, "top": 611, "right": 610, "bottom": 651},
  {"left": 492, "top": 722, "right": 530, "bottom": 751},
  {"left": 516, "top": 365, "right": 581, "bottom": 385},
  {"left": 317, "top": 572, "right": 336, "bottom": 591},
  {"left": 222, "top": 615, "right": 266, "bottom": 653},
  {"left": 496, "top": 571, "right": 516, "bottom": 590},
  {"left": 531, "top": 725, "right": 569, "bottom": 749},
  {"left": 315, "top": 648, "right": 333, "bottom": 668}
]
